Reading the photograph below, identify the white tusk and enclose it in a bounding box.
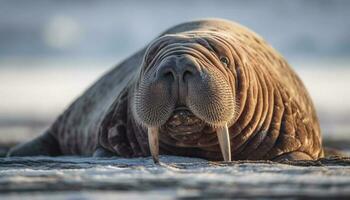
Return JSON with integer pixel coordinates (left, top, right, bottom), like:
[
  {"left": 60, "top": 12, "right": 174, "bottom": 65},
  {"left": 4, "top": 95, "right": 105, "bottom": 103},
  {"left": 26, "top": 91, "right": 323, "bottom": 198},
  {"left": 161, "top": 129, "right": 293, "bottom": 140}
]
[
  {"left": 148, "top": 127, "right": 160, "bottom": 164},
  {"left": 216, "top": 124, "right": 231, "bottom": 162}
]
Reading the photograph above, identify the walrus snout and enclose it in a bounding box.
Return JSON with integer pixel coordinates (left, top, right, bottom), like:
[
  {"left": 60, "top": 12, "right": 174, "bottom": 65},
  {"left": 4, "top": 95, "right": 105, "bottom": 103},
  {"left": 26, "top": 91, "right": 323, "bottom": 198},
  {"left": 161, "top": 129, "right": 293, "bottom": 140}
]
[
  {"left": 156, "top": 55, "right": 202, "bottom": 106},
  {"left": 135, "top": 54, "right": 235, "bottom": 127}
]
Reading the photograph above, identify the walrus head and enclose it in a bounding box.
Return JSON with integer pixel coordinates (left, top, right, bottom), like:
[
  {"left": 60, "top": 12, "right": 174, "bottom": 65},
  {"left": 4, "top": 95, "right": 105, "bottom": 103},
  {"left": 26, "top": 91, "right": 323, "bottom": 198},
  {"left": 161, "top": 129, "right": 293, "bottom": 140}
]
[{"left": 132, "top": 31, "right": 238, "bottom": 163}]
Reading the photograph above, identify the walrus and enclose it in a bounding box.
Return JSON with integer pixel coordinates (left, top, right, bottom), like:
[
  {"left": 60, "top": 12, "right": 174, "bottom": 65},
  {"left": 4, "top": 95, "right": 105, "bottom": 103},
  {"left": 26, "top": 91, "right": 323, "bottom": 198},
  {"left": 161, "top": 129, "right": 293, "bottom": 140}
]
[{"left": 7, "top": 18, "right": 324, "bottom": 162}]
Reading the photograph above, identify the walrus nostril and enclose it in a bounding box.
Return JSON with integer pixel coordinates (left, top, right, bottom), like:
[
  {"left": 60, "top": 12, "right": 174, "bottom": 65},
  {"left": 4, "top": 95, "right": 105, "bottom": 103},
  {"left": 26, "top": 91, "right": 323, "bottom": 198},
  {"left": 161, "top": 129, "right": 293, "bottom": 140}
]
[
  {"left": 163, "top": 71, "right": 174, "bottom": 81},
  {"left": 159, "top": 65, "right": 195, "bottom": 82},
  {"left": 160, "top": 68, "right": 175, "bottom": 81},
  {"left": 182, "top": 70, "right": 194, "bottom": 82}
]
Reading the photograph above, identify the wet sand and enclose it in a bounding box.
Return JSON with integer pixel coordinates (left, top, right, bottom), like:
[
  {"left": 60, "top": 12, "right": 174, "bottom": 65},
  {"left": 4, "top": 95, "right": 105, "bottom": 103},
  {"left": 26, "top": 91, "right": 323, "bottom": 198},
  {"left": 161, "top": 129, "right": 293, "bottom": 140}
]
[{"left": 0, "top": 156, "right": 349, "bottom": 199}]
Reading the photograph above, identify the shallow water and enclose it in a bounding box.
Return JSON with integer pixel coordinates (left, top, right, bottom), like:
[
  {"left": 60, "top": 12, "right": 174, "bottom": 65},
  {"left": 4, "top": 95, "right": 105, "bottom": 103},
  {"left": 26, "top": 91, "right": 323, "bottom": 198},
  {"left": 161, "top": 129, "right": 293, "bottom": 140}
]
[{"left": 0, "top": 156, "right": 349, "bottom": 199}]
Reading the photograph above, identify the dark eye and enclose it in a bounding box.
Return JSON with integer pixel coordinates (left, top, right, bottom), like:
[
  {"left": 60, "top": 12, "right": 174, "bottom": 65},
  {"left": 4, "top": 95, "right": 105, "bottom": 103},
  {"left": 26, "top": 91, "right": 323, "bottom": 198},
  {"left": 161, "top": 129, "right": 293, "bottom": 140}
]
[{"left": 220, "top": 56, "right": 229, "bottom": 67}]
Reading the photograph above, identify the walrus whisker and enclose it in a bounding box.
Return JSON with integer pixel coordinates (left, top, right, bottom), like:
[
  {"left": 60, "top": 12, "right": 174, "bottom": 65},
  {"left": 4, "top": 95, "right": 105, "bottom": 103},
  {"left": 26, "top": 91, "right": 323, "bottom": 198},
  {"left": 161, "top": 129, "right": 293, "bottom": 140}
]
[
  {"left": 216, "top": 124, "right": 231, "bottom": 162},
  {"left": 148, "top": 127, "right": 160, "bottom": 164}
]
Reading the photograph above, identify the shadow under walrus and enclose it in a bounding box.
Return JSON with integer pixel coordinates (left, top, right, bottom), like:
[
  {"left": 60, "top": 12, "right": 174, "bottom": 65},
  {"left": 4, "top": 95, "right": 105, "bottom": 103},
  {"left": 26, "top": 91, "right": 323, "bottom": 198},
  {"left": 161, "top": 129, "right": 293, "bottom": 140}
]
[
  {"left": 0, "top": 141, "right": 349, "bottom": 166},
  {"left": 0, "top": 155, "right": 349, "bottom": 168},
  {"left": 0, "top": 139, "right": 349, "bottom": 162}
]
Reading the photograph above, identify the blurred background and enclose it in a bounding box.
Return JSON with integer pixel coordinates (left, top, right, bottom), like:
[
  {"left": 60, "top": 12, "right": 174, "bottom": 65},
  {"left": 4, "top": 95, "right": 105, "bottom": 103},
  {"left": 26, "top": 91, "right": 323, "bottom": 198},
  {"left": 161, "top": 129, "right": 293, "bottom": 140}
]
[{"left": 0, "top": 0, "right": 349, "bottom": 152}]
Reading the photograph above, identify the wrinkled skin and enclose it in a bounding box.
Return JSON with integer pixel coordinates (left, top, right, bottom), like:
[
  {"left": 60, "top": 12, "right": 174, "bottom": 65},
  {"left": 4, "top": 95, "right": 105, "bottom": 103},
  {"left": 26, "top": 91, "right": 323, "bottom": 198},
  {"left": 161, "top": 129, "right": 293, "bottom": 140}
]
[
  {"left": 7, "top": 19, "right": 324, "bottom": 161},
  {"left": 133, "top": 33, "right": 236, "bottom": 127}
]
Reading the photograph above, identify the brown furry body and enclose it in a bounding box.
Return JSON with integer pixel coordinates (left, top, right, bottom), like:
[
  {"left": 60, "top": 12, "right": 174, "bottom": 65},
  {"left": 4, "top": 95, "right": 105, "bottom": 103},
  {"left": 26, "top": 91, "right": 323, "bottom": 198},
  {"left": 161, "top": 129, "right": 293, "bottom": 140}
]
[{"left": 8, "top": 19, "right": 324, "bottom": 161}]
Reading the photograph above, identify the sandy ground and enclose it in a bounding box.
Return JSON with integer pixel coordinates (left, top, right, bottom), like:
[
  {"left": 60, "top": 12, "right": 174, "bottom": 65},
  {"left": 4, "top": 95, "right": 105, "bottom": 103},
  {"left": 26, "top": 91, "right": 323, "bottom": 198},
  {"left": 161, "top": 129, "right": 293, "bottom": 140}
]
[{"left": 0, "top": 156, "right": 350, "bottom": 199}]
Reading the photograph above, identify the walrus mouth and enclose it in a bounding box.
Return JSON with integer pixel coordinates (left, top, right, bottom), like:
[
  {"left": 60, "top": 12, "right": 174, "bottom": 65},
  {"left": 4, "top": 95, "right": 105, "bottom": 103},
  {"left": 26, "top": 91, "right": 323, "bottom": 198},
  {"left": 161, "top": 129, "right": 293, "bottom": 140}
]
[
  {"left": 147, "top": 107, "right": 231, "bottom": 163},
  {"left": 164, "top": 108, "right": 205, "bottom": 135}
]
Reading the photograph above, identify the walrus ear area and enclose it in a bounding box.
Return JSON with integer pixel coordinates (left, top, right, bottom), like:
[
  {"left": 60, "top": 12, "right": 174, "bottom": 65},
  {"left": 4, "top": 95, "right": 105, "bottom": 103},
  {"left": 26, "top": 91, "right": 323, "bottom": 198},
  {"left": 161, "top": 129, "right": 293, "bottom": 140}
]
[{"left": 98, "top": 87, "right": 133, "bottom": 157}]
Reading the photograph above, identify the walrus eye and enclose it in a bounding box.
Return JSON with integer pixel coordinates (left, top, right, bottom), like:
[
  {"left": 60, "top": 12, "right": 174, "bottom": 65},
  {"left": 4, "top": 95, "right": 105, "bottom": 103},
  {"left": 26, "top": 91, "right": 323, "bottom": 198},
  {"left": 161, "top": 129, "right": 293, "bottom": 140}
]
[{"left": 220, "top": 56, "right": 230, "bottom": 67}]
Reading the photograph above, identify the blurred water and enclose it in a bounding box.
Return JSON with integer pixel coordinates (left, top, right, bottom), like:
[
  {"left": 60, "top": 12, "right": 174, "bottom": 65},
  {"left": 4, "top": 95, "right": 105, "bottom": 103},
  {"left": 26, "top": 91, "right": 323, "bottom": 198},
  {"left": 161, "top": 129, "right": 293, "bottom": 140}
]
[{"left": 0, "top": 0, "right": 350, "bottom": 60}]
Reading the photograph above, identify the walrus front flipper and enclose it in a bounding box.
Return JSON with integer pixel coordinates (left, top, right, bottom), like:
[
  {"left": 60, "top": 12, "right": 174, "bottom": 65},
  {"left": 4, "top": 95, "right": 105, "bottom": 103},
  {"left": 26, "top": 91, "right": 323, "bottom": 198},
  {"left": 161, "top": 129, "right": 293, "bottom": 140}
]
[
  {"left": 93, "top": 147, "right": 115, "bottom": 157},
  {"left": 7, "top": 131, "right": 61, "bottom": 157},
  {"left": 272, "top": 151, "right": 313, "bottom": 161}
]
